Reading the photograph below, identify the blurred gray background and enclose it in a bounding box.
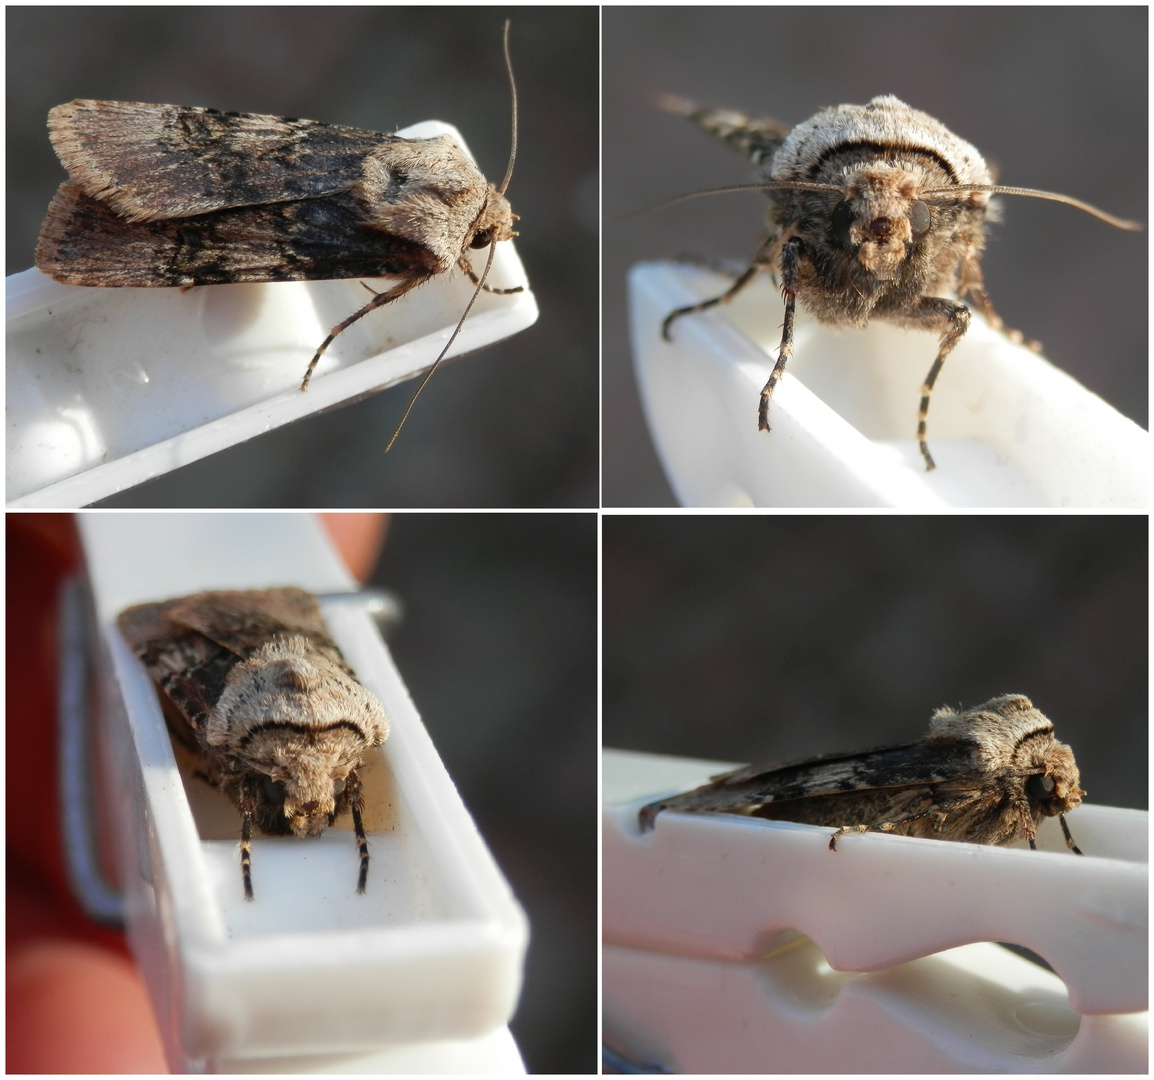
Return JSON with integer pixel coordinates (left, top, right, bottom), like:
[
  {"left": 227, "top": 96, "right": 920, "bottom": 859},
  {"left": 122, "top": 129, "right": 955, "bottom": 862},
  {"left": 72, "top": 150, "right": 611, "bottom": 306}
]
[
  {"left": 604, "top": 7, "right": 1148, "bottom": 505},
  {"left": 8, "top": 7, "right": 598, "bottom": 508},
  {"left": 348, "top": 513, "right": 596, "bottom": 1072},
  {"left": 604, "top": 514, "right": 1147, "bottom": 818}
]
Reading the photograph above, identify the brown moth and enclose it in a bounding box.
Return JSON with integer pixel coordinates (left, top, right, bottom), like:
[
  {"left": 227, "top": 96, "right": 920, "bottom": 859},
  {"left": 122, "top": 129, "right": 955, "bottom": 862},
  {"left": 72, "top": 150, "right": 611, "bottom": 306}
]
[
  {"left": 35, "top": 23, "right": 521, "bottom": 451},
  {"left": 118, "top": 587, "right": 389, "bottom": 900},
  {"left": 659, "top": 95, "right": 1141, "bottom": 470},
  {"left": 640, "top": 694, "right": 1085, "bottom": 854}
]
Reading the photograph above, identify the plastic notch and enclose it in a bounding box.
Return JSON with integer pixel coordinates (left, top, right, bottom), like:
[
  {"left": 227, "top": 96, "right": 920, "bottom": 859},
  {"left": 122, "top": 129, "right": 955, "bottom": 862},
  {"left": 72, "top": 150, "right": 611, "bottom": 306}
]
[
  {"left": 7, "top": 121, "right": 538, "bottom": 508},
  {"left": 629, "top": 261, "right": 1148, "bottom": 508}
]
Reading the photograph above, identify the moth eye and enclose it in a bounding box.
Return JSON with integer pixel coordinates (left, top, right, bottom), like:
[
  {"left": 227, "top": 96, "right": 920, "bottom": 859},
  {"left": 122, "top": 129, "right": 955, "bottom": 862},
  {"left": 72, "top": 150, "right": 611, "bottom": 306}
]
[
  {"left": 1026, "top": 773, "right": 1056, "bottom": 803},
  {"left": 470, "top": 229, "right": 494, "bottom": 249},
  {"left": 262, "top": 776, "right": 286, "bottom": 806},
  {"left": 831, "top": 201, "right": 855, "bottom": 247},
  {"left": 909, "top": 199, "right": 932, "bottom": 238}
]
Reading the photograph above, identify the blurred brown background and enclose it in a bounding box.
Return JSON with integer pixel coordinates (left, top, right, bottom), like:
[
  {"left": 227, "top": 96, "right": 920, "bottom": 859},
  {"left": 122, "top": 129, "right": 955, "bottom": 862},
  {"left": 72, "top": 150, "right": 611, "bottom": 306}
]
[
  {"left": 8, "top": 7, "right": 598, "bottom": 508},
  {"left": 603, "top": 7, "right": 1147, "bottom": 505}
]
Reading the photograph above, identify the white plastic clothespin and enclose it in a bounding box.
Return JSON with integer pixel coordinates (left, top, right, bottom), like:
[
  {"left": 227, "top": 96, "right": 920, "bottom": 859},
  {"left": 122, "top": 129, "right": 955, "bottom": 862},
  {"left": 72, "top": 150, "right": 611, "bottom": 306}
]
[
  {"left": 630, "top": 262, "right": 1148, "bottom": 508},
  {"left": 63, "top": 514, "right": 528, "bottom": 1072},
  {"left": 603, "top": 748, "right": 1147, "bottom": 1073}
]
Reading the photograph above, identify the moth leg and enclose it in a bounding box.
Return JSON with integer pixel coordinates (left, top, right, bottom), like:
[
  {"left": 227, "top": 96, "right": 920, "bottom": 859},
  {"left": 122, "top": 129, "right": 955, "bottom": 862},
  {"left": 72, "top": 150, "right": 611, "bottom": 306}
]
[
  {"left": 458, "top": 257, "right": 525, "bottom": 295},
  {"left": 827, "top": 792, "right": 983, "bottom": 851},
  {"left": 347, "top": 768, "right": 370, "bottom": 893},
  {"left": 1058, "top": 813, "right": 1083, "bottom": 855},
  {"left": 661, "top": 234, "right": 777, "bottom": 342},
  {"left": 299, "top": 272, "right": 436, "bottom": 391},
  {"left": 758, "top": 235, "right": 803, "bottom": 434},
  {"left": 237, "top": 776, "right": 257, "bottom": 901},
  {"left": 909, "top": 296, "right": 971, "bottom": 472}
]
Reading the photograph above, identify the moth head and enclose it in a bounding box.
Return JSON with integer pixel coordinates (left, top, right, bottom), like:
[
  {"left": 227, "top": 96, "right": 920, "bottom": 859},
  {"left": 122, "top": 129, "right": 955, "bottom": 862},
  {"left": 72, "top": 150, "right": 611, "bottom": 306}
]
[
  {"left": 468, "top": 187, "right": 518, "bottom": 250},
  {"left": 829, "top": 162, "right": 942, "bottom": 281},
  {"left": 1025, "top": 744, "right": 1085, "bottom": 819}
]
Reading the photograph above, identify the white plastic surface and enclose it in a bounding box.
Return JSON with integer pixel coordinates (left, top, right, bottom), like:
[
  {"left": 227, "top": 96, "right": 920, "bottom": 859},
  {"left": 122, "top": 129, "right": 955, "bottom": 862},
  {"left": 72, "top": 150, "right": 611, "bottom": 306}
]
[
  {"left": 603, "top": 747, "right": 1147, "bottom": 1068},
  {"left": 77, "top": 515, "right": 528, "bottom": 1069},
  {"left": 629, "top": 261, "right": 1149, "bottom": 507},
  {"left": 7, "top": 122, "right": 538, "bottom": 507}
]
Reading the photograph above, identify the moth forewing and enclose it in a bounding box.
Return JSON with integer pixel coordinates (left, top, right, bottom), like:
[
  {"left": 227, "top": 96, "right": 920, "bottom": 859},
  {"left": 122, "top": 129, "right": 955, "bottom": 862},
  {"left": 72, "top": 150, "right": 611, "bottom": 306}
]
[
  {"left": 117, "top": 588, "right": 389, "bottom": 900},
  {"left": 640, "top": 695, "right": 1085, "bottom": 855}
]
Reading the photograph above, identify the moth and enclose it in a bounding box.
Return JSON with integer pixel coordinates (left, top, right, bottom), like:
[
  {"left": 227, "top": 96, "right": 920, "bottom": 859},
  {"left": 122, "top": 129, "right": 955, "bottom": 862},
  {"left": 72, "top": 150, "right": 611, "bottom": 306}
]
[
  {"left": 35, "top": 23, "right": 521, "bottom": 450},
  {"left": 659, "top": 95, "right": 1141, "bottom": 470},
  {"left": 118, "top": 587, "right": 389, "bottom": 900},
  {"left": 639, "top": 694, "right": 1085, "bottom": 854}
]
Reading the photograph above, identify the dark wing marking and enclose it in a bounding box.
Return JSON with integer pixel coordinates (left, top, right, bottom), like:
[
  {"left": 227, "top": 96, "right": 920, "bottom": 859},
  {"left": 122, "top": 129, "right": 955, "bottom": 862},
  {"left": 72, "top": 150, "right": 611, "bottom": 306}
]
[
  {"left": 48, "top": 101, "right": 394, "bottom": 222},
  {"left": 117, "top": 601, "right": 238, "bottom": 735},
  {"left": 36, "top": 183, "right": 441, "bottom": 286},
  {"left": 639, "top": 739, "right": 976, "bottom": 830}
]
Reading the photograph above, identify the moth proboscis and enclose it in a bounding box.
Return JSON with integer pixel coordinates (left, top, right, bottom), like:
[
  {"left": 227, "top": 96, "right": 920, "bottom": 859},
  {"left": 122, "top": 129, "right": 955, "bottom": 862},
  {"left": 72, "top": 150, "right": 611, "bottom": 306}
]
[
  {"left": 655, "top": 94, "right": 1141, "bottom": 470},
  {"left": 118, "top": 587, "right": 389, "bottom": 900},
  {"left": 639, "top": 694, "right": 1085, "bottom": 855},
  {"left": 36, "top": 23, "right": 523, "bottom": 452}
]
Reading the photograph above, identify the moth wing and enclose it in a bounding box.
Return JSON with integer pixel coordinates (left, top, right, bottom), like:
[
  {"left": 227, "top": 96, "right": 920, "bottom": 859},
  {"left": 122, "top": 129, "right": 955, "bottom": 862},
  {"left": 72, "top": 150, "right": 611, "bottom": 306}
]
[
  {"left": 117, "top": 601, "right": 237, "bottom": 735},
  {"left": 48, "top": 101, "right": 395, "bottom": 223},
  {"left": 651, "top": 741, "right": 965, "bottom": 818},
  {"left": 36, "top": 183, "right": 442, "bottom": 287},
  {"left": 158, "top": 587, "right": 344, "bottom": 660}
]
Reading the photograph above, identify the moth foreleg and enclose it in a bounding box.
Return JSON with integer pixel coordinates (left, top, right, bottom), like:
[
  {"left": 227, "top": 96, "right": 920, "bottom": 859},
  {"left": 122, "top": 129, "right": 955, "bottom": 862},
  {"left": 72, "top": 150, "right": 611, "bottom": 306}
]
[
  {"left": 660, "top": 235, "right": 777, "bottom": 342},
  {"left": 758, "top": 235, "right": 802, "bottom": 434},
  {"left": 1059, "top": 813, "right": 1083, "bottom": 856},
  {"left": 911, "top": 296, "right": 970, "bottom": 472},
  {"left": 238, "top": 777, "right": 257, "bottom": 901},
  {"left": 458, "top": 257, "right": 525, "bottom": 295},
  {"left": 346, "top": 768, "right": 370, "bottom": 894}
]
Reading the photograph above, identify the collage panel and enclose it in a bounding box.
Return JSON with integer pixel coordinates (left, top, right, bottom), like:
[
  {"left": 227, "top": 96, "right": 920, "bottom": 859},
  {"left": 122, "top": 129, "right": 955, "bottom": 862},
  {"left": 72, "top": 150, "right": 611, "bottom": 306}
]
[
  {"left": 603, "top": 514, "right": 1147, "bottom": 1072},
  {"left": 8, "top": 512, "right": 596, "bottom": 1072},
  {"left": 8, "top": 7, "right": 598, "bottom": 510},
  {"left": 603, "top": 7, "right": 1146, "bottom": 508}
]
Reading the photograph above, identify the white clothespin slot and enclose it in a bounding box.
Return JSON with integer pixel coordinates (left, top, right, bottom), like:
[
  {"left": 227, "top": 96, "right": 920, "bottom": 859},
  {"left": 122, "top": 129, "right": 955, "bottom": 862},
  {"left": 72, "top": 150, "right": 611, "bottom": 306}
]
[
  {"left": 7, "top": 121, "right": 538, "bottom": 508},
  {"left": 69, "top": 514, "right": 528, "bottom": 1072},
  {"left": 629, "top": 262, "right": 1148, "bottom": 508},
  {"left": 603, "top": 748, "right": 1147, "bottom": 1073}
]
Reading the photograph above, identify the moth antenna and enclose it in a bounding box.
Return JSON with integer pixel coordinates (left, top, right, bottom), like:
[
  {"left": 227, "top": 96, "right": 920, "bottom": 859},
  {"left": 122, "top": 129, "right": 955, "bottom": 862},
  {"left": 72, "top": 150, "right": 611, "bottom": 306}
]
[
  {"left": 498, "top": 19, "right": 517, "bottom": 196},
  {"left": 385, "top": 21, "right": 516, "bottom": 452},
  {"left": 384, "top": 241, "right": 497, "bottom": 452},
  {"left": 921, "top": 184, "right": 1142, "bottom": 231},
  {"left": 627, "top": 181, "right": 845, "bottom": 220}
]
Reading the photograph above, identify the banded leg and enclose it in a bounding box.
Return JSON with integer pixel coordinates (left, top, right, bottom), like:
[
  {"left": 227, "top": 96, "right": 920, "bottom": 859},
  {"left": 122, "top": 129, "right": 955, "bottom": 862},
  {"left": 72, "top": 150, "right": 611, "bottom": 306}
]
[
  {"left": 661, "top": 234, "right": 778, "bottom": 341},
  {"left": 912, "top": 296, "right": 970, "bottom": 472},
  {"left": 347, "top": 769, "right": 371, "bottom": 894},
  {"left": 238, "top": 777, "right": 256, "bottom": 901},
  {"left": 299, "top": 272, "right": 436, "bottom": 391},
  {"left": 758, "top": 236, "right": 803, "bottom": 433}
]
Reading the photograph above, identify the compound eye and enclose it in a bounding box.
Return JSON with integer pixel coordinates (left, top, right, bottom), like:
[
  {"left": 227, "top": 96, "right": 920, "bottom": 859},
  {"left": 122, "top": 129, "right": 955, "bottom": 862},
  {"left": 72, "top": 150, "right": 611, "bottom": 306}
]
[
  {"left": 470, "top": 229, "right": 494, "bottom": 249},
  {"left": 1026, "top": 773, "right": 1056, "bottom": 805},
  {"left": 831, "top": 201, "right": 855, "bottom": 248},
  {"left": 261, "top": 776, "right": 286, "bottom": 806},
  {"left": 909, "top": 199, "right": 932, "bottom": 238}
]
